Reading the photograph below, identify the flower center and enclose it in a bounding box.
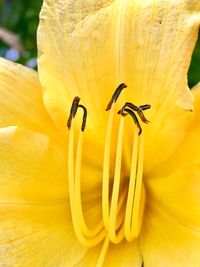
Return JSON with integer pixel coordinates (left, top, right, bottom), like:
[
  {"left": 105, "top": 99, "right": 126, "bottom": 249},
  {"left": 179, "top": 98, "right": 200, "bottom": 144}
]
[{"left": 67, "top": 84, "right": 150, "bottom": 248}]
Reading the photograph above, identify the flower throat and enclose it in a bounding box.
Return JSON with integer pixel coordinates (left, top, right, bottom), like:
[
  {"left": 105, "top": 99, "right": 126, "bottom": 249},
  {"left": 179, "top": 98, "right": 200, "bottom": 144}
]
[{"left": 67, "top": 84, "right": 151, "bottom": 248}]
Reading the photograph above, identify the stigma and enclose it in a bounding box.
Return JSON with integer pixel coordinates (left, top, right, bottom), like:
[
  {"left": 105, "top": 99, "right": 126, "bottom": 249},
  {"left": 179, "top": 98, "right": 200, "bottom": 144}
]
[{"left": 67, "top": 85, "right": 151, "bottom": 248}]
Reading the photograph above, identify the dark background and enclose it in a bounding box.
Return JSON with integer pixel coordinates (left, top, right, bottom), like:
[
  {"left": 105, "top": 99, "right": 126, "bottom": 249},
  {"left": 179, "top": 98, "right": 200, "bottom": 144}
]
[{"left": 0, "top": 0, "right": 199, "bottom": 88}]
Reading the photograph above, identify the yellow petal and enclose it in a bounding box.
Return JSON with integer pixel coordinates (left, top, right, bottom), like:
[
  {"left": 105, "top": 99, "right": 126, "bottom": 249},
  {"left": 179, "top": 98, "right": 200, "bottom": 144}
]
[
  {"left": 73, "top": 243, "right": 102, "bottom": 267},
  {"left": 74, "top": 239, "right": 141, "bottom": 267},
  {"left": 140, "top": 203, "right": 200, "bottom": 267},
  {"left": 0, "top": 126, "right": 67, "bottom": 203},
  {"left": 103, "top": 240, "right": 142, "bottom": 267},
  {"left": 0, "top": 127, "right": 106, "bottom": 266},
  {"left": 139, "top": 84, "right": 200, "bottom": 267},
  {"left": 37, "top": 0, "right": 198, "bottom": 127},
  {"left": 144, "top": 82, "right": 200, "bottom": 228},
  {"left": 0, "top": 204, "right": 88, "bottom": 267},
  {"left": 0, "top": 57, "right": 58, "bottom": 141},
  {"left": 37, "top": 0, "right": 200, "bottom": 172}
]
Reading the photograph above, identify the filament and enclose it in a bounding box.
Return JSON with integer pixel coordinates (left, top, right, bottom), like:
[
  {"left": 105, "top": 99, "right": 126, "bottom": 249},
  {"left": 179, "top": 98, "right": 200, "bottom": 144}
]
[
  {"left": 102, "top": 106, "right": 114, "bottom": 228},
  {"left": 68, "top": 123, "right": 105, "bottom": 247},
  {"left": 108, "top": 118, "right": 125, "bottom": 243},
  {"left": 67, "top": 89, "right": 149, "bottom": 248},
  {"left": 124, "top": 126, "right": 138, "bottom": 241},
  {"left": 130, "top": 135, "right": 145, "bottom": 238},
  {"left": 96, "top": 236, "right": 110, "bottom": 267}
]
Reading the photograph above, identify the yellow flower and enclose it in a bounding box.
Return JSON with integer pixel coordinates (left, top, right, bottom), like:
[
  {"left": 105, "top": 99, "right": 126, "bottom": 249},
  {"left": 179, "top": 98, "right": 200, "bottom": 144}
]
[{"left": 1, "top": 0, "right": 200, "bottom": 266}]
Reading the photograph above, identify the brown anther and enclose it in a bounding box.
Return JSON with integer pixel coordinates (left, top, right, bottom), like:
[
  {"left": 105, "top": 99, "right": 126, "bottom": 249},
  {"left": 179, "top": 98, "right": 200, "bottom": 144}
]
[
  {"left": 67, "top": 97, "right": 80, "bottom": 130},
  {"left": 78, "top": 105, "right": 87, "bottom": 132},
  {"left": 118, "top": 102, "right": 151, "bottom": 135},
  {"left": 119, "top": 102, "right": 150, "bottom": 124},
  {"left": 67, "top": 97, "right": 87, "bottom": 132},
  {"left": 139, "top": 104, "right": 151, "bottom": 111},
  {"left": 123, "top": 108, "right": 142, "bottom": 135},
  {"left": 106, "top": 83, "right": 127, "bottom": 111}
]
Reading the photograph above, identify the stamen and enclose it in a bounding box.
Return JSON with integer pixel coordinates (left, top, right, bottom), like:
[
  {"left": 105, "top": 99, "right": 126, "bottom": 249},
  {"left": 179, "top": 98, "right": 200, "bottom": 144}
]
[
  {"left": 106, "top": 83, "right": 127, "bottom": 111},
  {"left": 102, "top": 106, "right": 114, "bottom": 228},
  {"left": 124, "top": 126, "right": 146, "bottom": 241},
  {"left": 103, "top": 83, "right": 126, "bottom": 228},
  {"left": 118, "top": 101, "right": 151, "bottom": 135},
  {"left": 134, "top": 183, "right": 146, "bottom": 237},
  {"left": 68, "top": 125, "right": 106, "bottom": 247},
  {"left": 139, "top": 104, "right": 151, "bottom": 111},
  {"left": 124, "top": 127, "right": 138, "bottom": 241},
  {"left": 67, "top": 97, "right": 87, "bottom": 132},
  {"left": 108, "top": 118, "right": 125, "bottom": 244},
  {"left": 67, "top": 98, "right": 105, "bottom": 247},
  {"left": 116, "top": 100, "right": 150, "bottom": 240},
  {"left": 67, "top": 96, "right": 80, "bottom": 129},
  {"left": 78, "top": 104, "right": 87, "bottom": 131},
  {"left": 121, "top": 108, "right": 142, "bottom": 135},
  {"left": 67, "top": 88, "right": 149, "bottom": 248},
  {"left": 96, "top": 236, "right": 110, "bottom": 267},
  {"left": 75, "top": 131, "right": 104, "bottom": 238},
  {"left": 118, "top": 102, "right": 150, "bottom": 124},
  {"left": 130, "top": 135, "right": 145, "bottom": 238}
]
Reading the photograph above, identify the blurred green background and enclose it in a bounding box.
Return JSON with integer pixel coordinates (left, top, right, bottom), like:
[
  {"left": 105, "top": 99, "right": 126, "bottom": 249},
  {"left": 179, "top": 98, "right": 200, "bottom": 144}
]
[
  {"left": 0, "top": 0, "right": 42, "bottom": 68},
  {"left": 0, "top": 0, "right": 199, "bottom": 88}
]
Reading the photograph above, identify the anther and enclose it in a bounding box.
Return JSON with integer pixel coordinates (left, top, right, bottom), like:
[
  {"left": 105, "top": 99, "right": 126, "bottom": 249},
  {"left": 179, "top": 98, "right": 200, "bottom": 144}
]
[
  {"left": 106, "top": 83, "right": 127, "bottom": 111},
  {"left": 118, "top": 102, "right": 151, "bottom": 135},
  {"left": 118, "top": 102, "right": 150, "bottom": 124},
  {"left": 67, "top": 97, "right": 80, "bottom": 129},
  {"left": 78, "top": 105, "right": 87, "bottom": 132},
  {"left": 120, "top": 108, "right": 143, "bottom": 135},
  {"left": 139, "top": 104, "right": 151, "bottom": 111},
  {"left": 67, "top": 97, "right": 87, "bottom": 132}
]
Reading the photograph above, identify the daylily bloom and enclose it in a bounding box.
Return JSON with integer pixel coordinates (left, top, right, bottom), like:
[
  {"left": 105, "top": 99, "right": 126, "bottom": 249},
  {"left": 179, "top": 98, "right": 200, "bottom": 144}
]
[{"left": 1, "top": 0, "right": 200, "bottom": 266}]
